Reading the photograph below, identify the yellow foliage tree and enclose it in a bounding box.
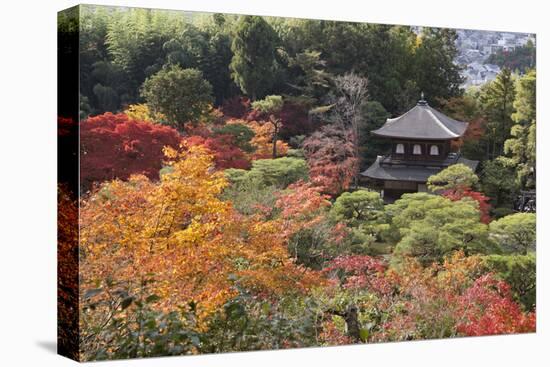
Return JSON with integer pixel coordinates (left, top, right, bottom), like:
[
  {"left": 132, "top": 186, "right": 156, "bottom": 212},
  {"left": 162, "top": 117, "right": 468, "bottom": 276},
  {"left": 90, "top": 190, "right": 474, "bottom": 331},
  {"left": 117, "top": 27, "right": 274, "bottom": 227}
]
[
  {"left": 80, "top": 144, "right": 322, "bottom": 322},
  {"left": 124, "top": 103, "right": 167, "bottom": 124}
]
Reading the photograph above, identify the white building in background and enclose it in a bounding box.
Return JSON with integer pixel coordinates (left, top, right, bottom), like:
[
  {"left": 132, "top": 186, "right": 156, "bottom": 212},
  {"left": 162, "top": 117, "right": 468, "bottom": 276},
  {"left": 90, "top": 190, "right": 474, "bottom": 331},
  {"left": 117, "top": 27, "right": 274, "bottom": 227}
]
[{"left": 456, "top": 29, "right": 534, "bottom": 88}]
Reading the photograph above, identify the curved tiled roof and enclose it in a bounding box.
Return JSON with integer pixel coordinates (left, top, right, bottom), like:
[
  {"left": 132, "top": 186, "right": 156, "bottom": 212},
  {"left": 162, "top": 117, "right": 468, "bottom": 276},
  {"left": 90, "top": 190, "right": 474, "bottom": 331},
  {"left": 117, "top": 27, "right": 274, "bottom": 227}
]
[
  {"left": 360, "top": 156, "right": 479, "bottom": 183},
  {"left": 372, "top": 101, "right": 468, "bottom": 140}
]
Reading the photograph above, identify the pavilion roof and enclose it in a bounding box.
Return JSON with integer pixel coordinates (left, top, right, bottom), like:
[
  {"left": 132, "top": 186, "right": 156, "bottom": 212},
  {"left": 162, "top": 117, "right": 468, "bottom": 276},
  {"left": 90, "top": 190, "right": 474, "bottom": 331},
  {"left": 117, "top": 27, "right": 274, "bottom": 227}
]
[
  {"left": 371, "top": 99, "right": 468, "bottom": 140},
  {"left": 360, "top": 156, "right": 479, "bottom": 183}
]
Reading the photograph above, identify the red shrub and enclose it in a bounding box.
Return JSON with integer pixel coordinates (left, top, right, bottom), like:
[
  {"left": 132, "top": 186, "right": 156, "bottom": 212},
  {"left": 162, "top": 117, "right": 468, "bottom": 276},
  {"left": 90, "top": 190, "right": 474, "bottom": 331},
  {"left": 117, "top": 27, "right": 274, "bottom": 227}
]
[
  {"left": 221, "top": 96, "right": 251, "bottom": 119},
  {"left": 278, "top": 102, "right": 313, "bottom": 139},
  {"left": 244, "top": 101, "right": 313, "bottom": 140},
  {"left": 184, "top": 134, "right": 251, "bottom": 170},
  {"left": 443, "top": 188, "right": 492, "bottom": 223},
  {"left": 323, "top": 255, "right": 392, "bottom": 295},
  {"left": 453, "top": 117, "right": 486, "bottom": 150},
  {"left": 456, "top": 274, "right": 536, "bottom": 336},
  {"left": 80, "top": 113, "right": 182, "bottom": 191}
]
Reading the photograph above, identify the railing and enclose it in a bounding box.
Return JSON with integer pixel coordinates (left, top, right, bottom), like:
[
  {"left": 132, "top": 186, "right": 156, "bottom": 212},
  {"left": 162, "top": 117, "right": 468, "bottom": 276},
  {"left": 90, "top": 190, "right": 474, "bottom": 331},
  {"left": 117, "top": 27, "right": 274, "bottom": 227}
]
[{"left": 379, "top": 152, "right": 461, "bottom": 168}]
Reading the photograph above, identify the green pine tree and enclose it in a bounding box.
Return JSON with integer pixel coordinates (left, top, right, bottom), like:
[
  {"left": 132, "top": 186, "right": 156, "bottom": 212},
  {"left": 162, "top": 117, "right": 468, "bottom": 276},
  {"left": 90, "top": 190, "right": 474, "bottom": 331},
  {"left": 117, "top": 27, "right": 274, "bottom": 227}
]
[{"left": 230, "top": 16, "right": 279, "bottom": 100}]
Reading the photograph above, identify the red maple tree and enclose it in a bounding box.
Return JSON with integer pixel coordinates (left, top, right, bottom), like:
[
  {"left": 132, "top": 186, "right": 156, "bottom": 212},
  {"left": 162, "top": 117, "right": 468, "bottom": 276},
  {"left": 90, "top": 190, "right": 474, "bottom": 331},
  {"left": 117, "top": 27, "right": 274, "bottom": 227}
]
[
  {"left": 184, "top": 134, "right": 251, "bottom": 170},
  {"left": 302, "top": 125, "right": 358, "bottom": 196},
  {"left": 80, "top": 113, "right": 182, "bottom": 191},
  {"left": 443, "top": 188, "right": 492, "bottom": 224}
]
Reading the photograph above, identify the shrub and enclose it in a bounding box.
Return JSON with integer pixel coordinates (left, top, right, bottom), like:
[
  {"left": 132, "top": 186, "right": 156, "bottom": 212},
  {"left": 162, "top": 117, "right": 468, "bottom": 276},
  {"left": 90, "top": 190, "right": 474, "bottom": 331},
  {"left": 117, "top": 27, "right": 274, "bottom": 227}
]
[
  {"left": 388, "top": 193, "right": 493, "bottom": 266},
  {"left": 185, "top": 134, "right": 251, "bottom": 170},
  {"left": 489, "top": 213, "right": 536, "bottom": 254},
  {"left": 482, "top": 253, "right": 536, "bottom": 311},
  {"left": 212, "top": 123, "right": 255, "bottom": 152},
  {"left": 80, "top": 113, "right": 181, "bottom": 191}
]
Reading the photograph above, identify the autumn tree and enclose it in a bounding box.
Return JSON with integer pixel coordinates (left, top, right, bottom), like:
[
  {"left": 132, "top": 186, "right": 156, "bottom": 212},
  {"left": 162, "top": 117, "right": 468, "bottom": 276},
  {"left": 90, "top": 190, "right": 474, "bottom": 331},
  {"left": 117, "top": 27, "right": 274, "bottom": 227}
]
[
  {"left": 438, "top": 92, "right": 487, "bottom": 160},
  {"left": 141, "top": 65, "right": 213, "bottom": 131},
  {"left": 328, "top": 251, "right": 535, "bottom": 342},
  {"left": 331, "top": 73, "right": 369, "bottom": 183},
  {"left": 486, "top": 40, "right": 536, "bottom": 73},
  {"left": 455, "top": 274, "right": 535, "bottom": 336},
  {"left": 266, "top": 182, "right": 343, "bottom": 270},
  {"left": 80, "top": 145, "right": 324, "bottom": 327},
  {"left": 57, "top": 185, "right": 79, "bottom": 359},
  {"left": 302, "top": 125, "right": 358, "bottom": 196},
  {"left": 251, "top": 95, "right": 284, "bottom": 158},
  {"left": 124, "top": 103, "right": 167, "bottom": 124},
  {"left": 443, "top": 188, "right": 492, "bottom": 224},
  {"left": 320, "top": 254, "right": 390, "bottom": 342},
  {"left": 227, "top": 119, "right": 289, "bottom": 160},
  {"left": 184, "top": 134, "right": 251, "bottom": 170},
  {"left": 221, "top": 96, "right": 251, "bottom": 119},
  {"left": 80, "top": 113, "right": 182, "bottom": 191},
  {"left": 319, "top": 250, "right": 533, "bottom": 342},
  {"left": 320, "top": 251, "right": 534, "bottom": 342},
  {"left": 277, "top": 101, "right": 314, "bottom": 140},
  {"left": 275, "top": 181, "right": 332, "bottom": 241}
]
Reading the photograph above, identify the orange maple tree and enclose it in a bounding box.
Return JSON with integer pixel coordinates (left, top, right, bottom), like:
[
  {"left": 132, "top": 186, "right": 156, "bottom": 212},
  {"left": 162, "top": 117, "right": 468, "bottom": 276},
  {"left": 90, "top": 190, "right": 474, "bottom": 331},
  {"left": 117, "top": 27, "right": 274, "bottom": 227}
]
[
  {"left": 80, "top": 144, "right": 323, "bottom": 322},
  {"left": 226, "top": 119, "right": 289, "bottom": 159}
]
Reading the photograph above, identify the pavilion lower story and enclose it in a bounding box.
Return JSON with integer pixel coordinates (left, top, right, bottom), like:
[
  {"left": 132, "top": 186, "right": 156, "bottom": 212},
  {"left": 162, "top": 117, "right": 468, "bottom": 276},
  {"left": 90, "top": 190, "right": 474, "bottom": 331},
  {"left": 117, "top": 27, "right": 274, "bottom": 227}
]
[
  {"left": 360, "top": 155, "right": 479, "bottom": 202},
  {"left": 361, "top": 178, "right": 429, "bottom": 202}
]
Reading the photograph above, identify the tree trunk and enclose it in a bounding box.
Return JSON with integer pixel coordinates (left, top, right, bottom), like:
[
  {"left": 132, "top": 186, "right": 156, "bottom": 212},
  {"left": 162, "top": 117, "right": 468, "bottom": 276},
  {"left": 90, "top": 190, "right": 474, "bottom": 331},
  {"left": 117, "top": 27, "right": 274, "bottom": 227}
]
[
  {"left": 352, "top": 116, "right": 360, "bottom": 188},
  {"left": 344, "top": 305, "right": 361, "bottom": 342},
  {"left": 271, "top": 117, "right": 279, "bottom": 159},
  {"left": 325, "top": 305, "right": 361, "bottom": 343}
]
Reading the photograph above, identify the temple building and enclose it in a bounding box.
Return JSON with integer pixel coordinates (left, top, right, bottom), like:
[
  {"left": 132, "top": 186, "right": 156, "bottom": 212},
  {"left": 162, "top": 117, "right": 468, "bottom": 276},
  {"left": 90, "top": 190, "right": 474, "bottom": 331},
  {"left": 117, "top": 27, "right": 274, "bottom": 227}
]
[{"left": 360, "top": 95, "right": 479, "bottom": 200}]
